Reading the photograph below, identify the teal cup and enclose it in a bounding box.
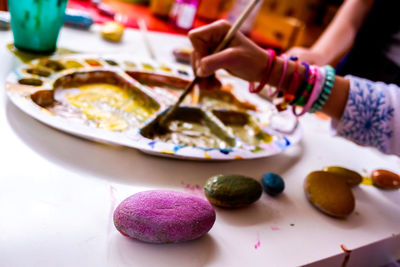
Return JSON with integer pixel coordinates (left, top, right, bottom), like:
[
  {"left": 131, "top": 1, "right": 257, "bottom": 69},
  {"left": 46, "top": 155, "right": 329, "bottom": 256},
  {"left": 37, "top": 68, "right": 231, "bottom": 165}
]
[{"left": 8, "top": 0, "right": 68, "bottom": 54}]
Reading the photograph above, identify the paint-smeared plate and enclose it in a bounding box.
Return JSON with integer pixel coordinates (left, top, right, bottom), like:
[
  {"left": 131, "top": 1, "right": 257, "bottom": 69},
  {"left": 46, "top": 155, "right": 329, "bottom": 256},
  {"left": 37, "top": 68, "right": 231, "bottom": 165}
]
[{"left": 6, "top": 54, "right": 301, "bottom": 160}]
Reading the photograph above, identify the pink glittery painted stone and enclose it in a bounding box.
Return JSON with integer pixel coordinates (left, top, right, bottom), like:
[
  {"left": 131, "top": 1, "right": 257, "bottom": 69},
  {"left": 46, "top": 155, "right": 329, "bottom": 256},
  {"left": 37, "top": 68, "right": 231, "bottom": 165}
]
[{"left": 113, "top": 190, "right": 216, "bottom": 244}]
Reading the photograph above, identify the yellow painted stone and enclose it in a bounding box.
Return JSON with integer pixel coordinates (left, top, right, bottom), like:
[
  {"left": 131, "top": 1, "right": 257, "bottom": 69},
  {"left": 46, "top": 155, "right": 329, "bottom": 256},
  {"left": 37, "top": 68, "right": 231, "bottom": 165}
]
[
  {"left": 323, "top": 166, "right": 362, "bottom": 187},
  {"left": 304, "top": 171, "right": 355, "bottom": 218},
  {"left": 101, "top": 21, "right": 124, "bottom": 42}
]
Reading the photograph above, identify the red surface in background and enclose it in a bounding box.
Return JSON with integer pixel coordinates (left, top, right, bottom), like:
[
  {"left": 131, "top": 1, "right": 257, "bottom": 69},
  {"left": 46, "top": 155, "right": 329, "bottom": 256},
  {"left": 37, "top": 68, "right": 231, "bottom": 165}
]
[
  {"left": 68, "top": 0, "right": 281, "bottom": 49},
  {"left": 68, "top": 0, "right": 206, "bottom": 34}
]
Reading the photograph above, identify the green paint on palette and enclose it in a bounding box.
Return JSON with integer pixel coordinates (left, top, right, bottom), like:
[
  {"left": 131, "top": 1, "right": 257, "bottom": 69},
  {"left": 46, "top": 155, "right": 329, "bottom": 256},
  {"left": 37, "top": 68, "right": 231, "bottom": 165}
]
[
  {"left": 18, "top": 78, "right": 43, "bottom": 86},
  {"left": 7, "top": 43, "right": 78, "bottom": 63},
  {"left": 104, "top": 59, "right": 118, "bottom": 66},
  {"left": 251, "top": 146, "right": 264, "bottom": 153},
  {"left": 26, "top": 67, "right": 52, "bottom": 77}
]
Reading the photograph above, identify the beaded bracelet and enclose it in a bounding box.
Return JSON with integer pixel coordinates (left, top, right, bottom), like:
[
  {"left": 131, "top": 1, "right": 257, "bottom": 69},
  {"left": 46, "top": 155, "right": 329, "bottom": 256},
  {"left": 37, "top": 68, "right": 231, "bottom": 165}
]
[
  {"left": 309, "top": 65, "right": 335, "bottom": 113},
  {"left": 291, "top": 62, "right": 310, "bottom": 105},
  {"left": 249, "top": 49, "right": 276, "bottom": 93},
  {"left": 292, "top": 66, "right": 323, "bottom": 117},
  {"left": 295, "top": 64, "right": 316, "bottom": 106}
]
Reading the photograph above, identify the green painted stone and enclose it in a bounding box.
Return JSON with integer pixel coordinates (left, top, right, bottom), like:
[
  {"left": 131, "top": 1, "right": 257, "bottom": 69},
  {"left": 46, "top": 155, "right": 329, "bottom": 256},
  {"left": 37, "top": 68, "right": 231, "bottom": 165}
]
[
  {"left": 323, "top": 166, "right": 362, "bottom": 187},
  {"left": 204, "top": 174, "right": 262, "bottom": 208}
]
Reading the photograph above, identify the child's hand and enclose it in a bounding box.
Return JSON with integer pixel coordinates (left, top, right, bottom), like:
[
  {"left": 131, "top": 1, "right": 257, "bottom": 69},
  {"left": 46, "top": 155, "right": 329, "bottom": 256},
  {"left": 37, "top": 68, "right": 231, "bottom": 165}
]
[{"left": 189, "top": 20, "right": 269, "bottom": 82}]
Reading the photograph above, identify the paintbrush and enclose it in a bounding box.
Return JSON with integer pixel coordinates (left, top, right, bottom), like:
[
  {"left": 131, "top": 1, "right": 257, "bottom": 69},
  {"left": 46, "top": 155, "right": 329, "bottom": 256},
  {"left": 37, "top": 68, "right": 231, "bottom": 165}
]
[{"left": 157, "top": 0, "right": 261, "bottom": 129}]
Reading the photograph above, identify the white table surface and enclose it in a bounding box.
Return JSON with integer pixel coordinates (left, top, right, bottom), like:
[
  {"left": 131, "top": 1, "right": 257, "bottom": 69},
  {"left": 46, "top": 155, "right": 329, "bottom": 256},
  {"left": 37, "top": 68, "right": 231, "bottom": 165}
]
[{"left": 0, "top": 25, "right": 399, "bottom": 267}]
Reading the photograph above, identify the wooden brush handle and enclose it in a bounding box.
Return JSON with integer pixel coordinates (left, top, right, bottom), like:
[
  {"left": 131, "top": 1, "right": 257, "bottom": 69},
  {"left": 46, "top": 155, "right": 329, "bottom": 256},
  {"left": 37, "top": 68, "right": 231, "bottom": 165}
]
[{"left": 213, "top": 0, "right": 260, "bottom": 53}]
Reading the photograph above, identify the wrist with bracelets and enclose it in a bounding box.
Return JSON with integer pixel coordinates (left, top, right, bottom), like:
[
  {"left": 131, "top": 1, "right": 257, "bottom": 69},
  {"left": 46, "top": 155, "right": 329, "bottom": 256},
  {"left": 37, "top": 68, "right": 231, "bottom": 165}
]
[{"left": 248, "top": 53, "right": 335, "bottom": 117}]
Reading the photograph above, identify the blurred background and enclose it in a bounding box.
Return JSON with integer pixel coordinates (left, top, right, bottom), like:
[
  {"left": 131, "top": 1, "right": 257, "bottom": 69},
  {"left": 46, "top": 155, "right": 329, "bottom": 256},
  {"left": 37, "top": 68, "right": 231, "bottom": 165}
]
[{"left": 0, "top": 0, "right": 343, "bottom": 52}]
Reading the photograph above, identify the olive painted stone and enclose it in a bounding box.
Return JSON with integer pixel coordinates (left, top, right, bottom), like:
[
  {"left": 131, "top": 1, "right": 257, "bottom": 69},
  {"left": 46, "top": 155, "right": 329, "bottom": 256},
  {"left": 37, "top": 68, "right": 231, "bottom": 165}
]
[
  {"left": 323, "top": 166, "right": 362, "bottom": 187},
  {"left": 204, "top": 174, "right": 262, "bottom": 208},
  {"left": 371, "top": 169, "right": 400, "bottom": 190},
  {"left": 304, "top": 171, "right": 355, "bottom": 218},
  {"left": 261, "top": 172, "right": 285, "bottom": 196},
  {"left": 113, "top": 190, "right": 216, "bottom": 244}
]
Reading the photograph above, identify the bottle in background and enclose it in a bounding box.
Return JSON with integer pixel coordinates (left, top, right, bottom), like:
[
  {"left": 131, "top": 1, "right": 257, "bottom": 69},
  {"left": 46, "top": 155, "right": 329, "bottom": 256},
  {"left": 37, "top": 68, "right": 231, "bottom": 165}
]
[
  {"left": 169, "top": 0, "right": 200, "bottom": 30},
  {"left": 228, "top": 0, "right": 263, "bottom": 34}
]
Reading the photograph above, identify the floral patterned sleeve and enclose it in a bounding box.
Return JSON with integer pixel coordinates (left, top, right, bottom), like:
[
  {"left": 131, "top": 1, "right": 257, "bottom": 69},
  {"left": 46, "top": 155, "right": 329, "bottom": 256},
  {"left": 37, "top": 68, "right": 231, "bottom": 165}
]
[{"left": 331, "top": 75, "right": 400, "bottom": 155}]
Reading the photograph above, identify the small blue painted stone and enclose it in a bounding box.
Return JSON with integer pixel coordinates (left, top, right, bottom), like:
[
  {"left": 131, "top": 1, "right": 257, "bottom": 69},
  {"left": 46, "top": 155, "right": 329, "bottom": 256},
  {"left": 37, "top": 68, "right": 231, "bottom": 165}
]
[{"left": 261, "top": 172, "right": 285, "bottom": 196}]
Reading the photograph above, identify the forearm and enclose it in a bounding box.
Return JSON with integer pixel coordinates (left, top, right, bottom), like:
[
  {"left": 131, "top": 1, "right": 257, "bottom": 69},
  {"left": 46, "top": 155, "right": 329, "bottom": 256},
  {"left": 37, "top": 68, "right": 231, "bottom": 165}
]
[{"left": 310, "top": 0, "right": 374, "bottom": 64}]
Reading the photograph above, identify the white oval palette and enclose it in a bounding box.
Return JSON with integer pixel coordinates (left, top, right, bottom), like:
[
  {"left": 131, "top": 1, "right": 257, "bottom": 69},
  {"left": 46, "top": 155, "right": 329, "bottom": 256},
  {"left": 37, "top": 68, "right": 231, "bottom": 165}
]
[{"left": 6, "top": 54, "right": 301, "bottom": 160}]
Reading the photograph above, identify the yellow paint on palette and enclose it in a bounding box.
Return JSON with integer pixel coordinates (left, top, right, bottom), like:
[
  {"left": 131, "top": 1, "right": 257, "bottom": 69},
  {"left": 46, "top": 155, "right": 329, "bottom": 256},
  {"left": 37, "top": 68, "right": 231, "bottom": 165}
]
[
  {"left": 160, "top": 65, "right": 172, "bottom": 72},
  {"left": 65, "top": 83, "right": 154, "bottom": 132},
  {"left": 64, "top": 60, "right": 84, "bottom": 69},
  {"left": 142, "top": 63, "right": 155, "bottom": 71},
  {"left": 234, "top": 156, "right": 243, "bottom": 159},
  {"left": 361, "top": 176, "right": 373, "bottom": 186},
  {"left": 159, "top": 150, "right": 174, "bottom": 154},
  {"left": 262, "top": 133, "right": 273, "bottom": 144},
  {"left": 204, "top": 151, "right": 211, "bottom": 159}
]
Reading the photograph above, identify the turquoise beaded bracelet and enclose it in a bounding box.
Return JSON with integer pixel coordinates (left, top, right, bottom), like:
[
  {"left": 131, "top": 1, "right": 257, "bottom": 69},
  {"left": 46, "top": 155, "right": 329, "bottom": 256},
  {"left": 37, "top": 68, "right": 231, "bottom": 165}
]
[{"left": 309, "top": 65, "right": 335, "bottom": 113}]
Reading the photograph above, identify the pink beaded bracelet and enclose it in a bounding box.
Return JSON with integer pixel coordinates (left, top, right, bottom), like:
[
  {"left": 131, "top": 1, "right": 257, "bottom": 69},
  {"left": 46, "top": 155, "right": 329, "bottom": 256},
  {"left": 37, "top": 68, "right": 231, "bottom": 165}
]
[
  {"left": 297, "top": 66, "right": 326, "bottom": 115},
  {"left": 292, "top": 65, "right": 318, "bottom": 116}
]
